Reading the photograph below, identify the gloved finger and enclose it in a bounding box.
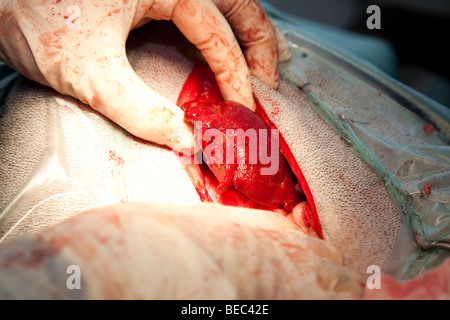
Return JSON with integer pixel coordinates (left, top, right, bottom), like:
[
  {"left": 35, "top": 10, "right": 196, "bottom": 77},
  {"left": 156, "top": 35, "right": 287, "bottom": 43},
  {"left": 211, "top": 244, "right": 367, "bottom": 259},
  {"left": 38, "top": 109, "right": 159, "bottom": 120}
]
[
  {"left": 55, "top": 38, "right": 194, "bottom": 150},
  {"left": 87, "top": 53, "right": 194, "bottom": 150},
  {"left": 212, "top": 0, "right": 281, "bottom": 89},
  {"left": 271, "top": 20, "right": 292, "bottom": 63},
  {"left": 8, "top": 1, "right": 192, "bottom": 150},
  {"left": 147, "top": 0, "right": 255, "bottom": 111}
]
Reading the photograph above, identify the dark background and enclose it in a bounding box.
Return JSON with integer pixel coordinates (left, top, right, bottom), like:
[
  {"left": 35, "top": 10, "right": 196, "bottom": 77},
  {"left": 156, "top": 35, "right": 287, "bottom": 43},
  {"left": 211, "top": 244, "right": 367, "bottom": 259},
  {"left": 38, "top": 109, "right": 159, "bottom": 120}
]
[{"left": 264, "top": 0, "right": 450, "bottom": 107}]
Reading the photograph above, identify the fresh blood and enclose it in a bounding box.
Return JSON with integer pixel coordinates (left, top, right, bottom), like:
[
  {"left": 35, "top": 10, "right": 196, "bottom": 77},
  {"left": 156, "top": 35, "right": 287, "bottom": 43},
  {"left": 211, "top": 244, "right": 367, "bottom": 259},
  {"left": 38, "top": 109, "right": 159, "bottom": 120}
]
[{"left": 176, "top": 61, "right": 323, "bottom": 238}]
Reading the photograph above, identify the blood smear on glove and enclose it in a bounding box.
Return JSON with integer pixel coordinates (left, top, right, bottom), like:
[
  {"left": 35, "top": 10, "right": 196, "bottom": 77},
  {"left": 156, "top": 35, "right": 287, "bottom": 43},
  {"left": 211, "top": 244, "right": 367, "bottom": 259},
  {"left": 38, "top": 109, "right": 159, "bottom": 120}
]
[
  {"left": 109, "top": 150, "right": 124, "bottom": 166},
  {"left": 422, "top": 183, "right": 432, "bottom": 195},
  {"left": 176, "top": 61, "right": 323, "bottom": 238},
  {"left": 423, "top": 124, "right": 434, "bottom": 135}
]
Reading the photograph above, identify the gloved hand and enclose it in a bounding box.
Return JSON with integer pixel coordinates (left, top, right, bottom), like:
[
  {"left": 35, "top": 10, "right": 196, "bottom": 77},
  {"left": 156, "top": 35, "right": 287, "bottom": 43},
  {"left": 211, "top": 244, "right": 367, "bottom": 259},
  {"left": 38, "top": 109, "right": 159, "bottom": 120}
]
[
  {"left": 0, "top": 202, "right": 363, "bottom": 299},
  {"left": 0, "top": 0, "right": 290, "bottom": 149}
]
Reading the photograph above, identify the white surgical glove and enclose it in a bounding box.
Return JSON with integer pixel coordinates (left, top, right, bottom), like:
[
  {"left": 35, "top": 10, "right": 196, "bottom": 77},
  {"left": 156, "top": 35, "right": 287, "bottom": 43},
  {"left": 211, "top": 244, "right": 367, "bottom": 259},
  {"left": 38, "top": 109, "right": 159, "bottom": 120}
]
[{"left": 0, "top": 0, "right": 290, "bottom": 149}]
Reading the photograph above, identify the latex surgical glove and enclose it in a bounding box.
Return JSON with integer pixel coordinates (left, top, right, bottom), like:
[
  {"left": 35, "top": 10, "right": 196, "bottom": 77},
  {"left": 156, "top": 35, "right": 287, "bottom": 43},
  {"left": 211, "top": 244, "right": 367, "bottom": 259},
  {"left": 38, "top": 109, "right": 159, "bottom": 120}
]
[
  {"left": 0, "top": 0, "right": 290, "bottom": 149},
  {"left": 0, "top": 202, "right": 363, "bottom": 299}
]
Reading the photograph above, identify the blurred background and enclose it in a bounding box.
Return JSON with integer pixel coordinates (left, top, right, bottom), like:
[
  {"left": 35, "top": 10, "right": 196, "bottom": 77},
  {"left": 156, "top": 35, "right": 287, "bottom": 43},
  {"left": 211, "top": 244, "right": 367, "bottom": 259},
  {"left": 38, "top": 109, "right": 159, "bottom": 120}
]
[{"left": 264, "top": 0, "right": 450, "bottom": 108}]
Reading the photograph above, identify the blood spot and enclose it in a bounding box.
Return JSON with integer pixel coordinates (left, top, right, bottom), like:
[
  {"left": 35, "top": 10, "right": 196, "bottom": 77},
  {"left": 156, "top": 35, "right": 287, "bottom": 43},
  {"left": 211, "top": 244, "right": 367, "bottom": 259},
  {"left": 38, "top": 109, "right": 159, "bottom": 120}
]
[
  {"left": 423, "top": 124, "right": 434, "bottom": 135},
  {"left": 422, "top": 183, "right": 432, "bottom": 195}
]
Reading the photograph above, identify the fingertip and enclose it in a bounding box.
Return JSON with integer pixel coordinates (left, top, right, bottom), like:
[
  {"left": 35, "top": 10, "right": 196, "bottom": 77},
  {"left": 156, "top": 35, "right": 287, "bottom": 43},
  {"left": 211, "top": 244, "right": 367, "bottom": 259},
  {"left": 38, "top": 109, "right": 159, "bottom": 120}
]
[
  {"left": 247, "top": 61, "right": 278, "bottom": 90},
  {"left": 271, "top": 21, "right": 292, "bottom": 63},
  {"left": 248, "top": 96, "right": 257, "bottom": 112},
  {"left": 171, "top": 0, "right": 257, "bottom": 113},
  {"left": 242, "top": 32, "right": 279, "bottom": 90},
  {"left": 213, "top": 66, "right": 256, "bottom": 112},
  {"left": 169, "top": 126, "right": 195, "bottom": 152},
  {"left": 278, "top": 45, "right": 292, "bottom": 63}
]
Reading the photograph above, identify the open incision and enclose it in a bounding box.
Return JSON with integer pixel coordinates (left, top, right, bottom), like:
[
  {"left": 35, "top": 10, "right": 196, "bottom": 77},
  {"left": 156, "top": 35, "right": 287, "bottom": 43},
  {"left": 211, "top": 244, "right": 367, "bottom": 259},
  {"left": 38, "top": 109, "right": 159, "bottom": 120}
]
[{"left": 176, "top": 61, "right": 323, "bottom": 238}]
